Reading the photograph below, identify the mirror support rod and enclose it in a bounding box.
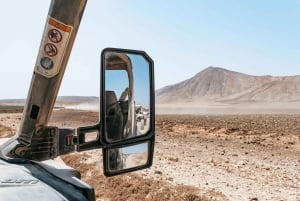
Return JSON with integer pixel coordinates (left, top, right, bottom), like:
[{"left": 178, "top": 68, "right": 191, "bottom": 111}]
[
  {"left": 0, "top": 0, "right": 87, "bottom": 160},
  {"left": 18, "top": 0, "right": 87, "bottom": 145}
]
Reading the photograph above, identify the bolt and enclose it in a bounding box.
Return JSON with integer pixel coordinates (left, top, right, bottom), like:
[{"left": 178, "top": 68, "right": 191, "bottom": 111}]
[
  {"left": 50, "top": 147, "right": 56, "bottom": 156},
  {"left": 50, "top": 128, "right": 56, "bottom": 137},
  {"left": 36, "top": 127, "right": 43, "bottom": 136},
  {"left": 19, "top": 150, "right": 26, "bottom": 157}
]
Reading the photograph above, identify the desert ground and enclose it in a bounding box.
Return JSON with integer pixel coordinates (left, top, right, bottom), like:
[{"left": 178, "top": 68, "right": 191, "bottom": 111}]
[{"left": 0, "top": 109, "right": 299, "bottom": 201}]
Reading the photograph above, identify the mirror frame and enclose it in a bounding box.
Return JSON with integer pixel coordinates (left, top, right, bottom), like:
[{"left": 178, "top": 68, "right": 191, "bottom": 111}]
[{"left": 100, "top": 48, "right": 155, "bottom": 146}]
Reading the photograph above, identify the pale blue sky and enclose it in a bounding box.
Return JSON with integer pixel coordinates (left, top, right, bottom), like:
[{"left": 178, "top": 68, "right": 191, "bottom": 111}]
[{"left": 0, "top": 0, "right": 299, "bottom": 99}]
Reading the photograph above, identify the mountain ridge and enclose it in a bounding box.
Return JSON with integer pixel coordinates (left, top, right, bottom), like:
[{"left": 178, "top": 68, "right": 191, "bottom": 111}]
[{"left": 156, "top": 67, "right": 300, "bottom": 104}]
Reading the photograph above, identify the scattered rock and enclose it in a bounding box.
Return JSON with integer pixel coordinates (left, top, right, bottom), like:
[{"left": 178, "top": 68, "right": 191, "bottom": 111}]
[{"left": 155, "top": 170, "right": 163, "bottom": 175}]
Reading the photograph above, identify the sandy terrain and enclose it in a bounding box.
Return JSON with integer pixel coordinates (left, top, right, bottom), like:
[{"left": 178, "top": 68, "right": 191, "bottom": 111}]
[
  {"left": 0, "top": 109, "right": 300, "bottom": 201},
  {"left": 156, "top": 102, "right": 300, "bottom": 115}
]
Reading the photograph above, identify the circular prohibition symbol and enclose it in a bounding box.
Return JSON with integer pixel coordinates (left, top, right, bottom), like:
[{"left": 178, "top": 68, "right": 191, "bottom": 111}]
[
  {"left": 44, "top": 43, "right": 58, "bottom": 57},
  {"left": 48, "top": 29, "right": 62, "bottom": 43}
]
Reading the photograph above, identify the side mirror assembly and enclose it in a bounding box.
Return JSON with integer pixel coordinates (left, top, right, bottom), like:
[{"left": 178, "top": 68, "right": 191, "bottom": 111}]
[
  {"left": 101, "top": 48, "right": 155, "bottom": 176},
  {"left": 70, "top": 48, "right": 154, "bottom": 176}
]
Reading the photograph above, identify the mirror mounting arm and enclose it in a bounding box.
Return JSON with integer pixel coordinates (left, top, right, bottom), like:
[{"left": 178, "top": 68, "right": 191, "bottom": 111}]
[
  {"left": 76, "top": 123, "right": 102, "bottom": 152},
  {"left": 1, "top": 124, "right": 101, "bottom": 161},
  {"left": 58, "top": 123, "right": 102, "bottom": 154},
  {"left": 2, "top": 126, "right": 76, "bottom": 161},
  {"left": 52, "top": 123, "right": 102, "bottom": 158},
  {"left": 57, "top": 128, "right": 77, "bottom": 156},
  {"left": 55, "top": 123, "right": 102, "bottom": 157}
]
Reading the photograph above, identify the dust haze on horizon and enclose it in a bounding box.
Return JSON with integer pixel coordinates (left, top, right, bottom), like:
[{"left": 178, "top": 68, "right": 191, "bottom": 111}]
[{"left": 0, "top": 0, "right": 299, "bottom": 99}]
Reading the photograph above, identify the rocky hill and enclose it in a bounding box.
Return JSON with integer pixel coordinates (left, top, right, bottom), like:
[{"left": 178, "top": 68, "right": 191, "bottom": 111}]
[{"left": 156, "top": 67, "right": 300, "bottom": 104}]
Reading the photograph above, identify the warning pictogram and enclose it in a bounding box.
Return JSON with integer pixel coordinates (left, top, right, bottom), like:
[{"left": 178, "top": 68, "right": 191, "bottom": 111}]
[
  {"left": 48, "top": 29, "right": 62, "bottom": 43},
  {"left": 35, "top": 17, "right": 73, "bottom": 78},
  {"left": 40, "top": 57, "right": 54, "bottom": 70},
  {"left": 44, "top": 43, "right": 58, "bottom": 57}
]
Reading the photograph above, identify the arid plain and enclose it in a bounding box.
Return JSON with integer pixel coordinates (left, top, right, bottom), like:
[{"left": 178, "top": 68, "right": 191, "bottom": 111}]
[
  {"left": 1, "top": 67, "right": 300, "bottom": 200},
  {"left": 0, "top": 108, "right": 299, "bottom": 201}
]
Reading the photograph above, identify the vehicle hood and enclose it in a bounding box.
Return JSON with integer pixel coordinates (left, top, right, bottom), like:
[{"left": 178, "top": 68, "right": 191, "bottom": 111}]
[
  {"left": 0, "top": 138, "right": 67, "bottom": 201},
  {"left": 0, "top": 158, "right": 68, "bottom": 201}
]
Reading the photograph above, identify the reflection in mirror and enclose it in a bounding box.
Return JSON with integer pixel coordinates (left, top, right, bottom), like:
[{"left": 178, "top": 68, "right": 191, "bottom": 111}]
[
  {"left": 104, "top": 51, "right": 151, "bottom": 142},
  {"left": 107, "top": 142, "right": 149, "bottom": 172}
]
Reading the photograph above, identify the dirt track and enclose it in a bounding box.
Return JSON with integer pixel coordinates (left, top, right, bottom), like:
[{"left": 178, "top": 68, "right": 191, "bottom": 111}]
[{"left": 0, "top": 110, "right": 300, "bottom": 201}]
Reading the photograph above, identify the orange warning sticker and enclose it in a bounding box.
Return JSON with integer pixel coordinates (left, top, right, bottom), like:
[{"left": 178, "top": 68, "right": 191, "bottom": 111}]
[
  {"left": 48, "top": 18, "right": 72, "bottom": 32},
  {"left": 35, "top": 17, "right": 73, "bottom": 78}
]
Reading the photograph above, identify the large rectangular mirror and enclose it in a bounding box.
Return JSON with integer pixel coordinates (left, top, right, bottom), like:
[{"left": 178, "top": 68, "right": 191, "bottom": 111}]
[{"left": 101, "top": 49, "right": 154, "bottom": 144}]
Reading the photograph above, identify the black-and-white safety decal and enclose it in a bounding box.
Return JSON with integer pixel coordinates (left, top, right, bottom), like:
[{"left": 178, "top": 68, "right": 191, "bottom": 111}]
[{"left": 35, "top": 17, "right": 73, "bottom": 78}]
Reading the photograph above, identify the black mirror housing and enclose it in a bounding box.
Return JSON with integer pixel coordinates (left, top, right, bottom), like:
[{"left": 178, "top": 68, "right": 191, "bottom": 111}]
[
  {"left": 101, "top": 48, "right": 155, "bottom": 176},
  {"left": 74, "top": 48, "right": 155, "bottom": 176},
  {"left": 100, "top": 48, "right": 155, "bottom": 145}
]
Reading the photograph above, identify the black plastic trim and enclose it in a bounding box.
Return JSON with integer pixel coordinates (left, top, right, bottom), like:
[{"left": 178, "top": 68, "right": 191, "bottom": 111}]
[
  {"left": 30, "top": 105, "right": 40, "bottom": 119},
  {"left": 76, "top": 123, "right": 101, "bottom": 152}
]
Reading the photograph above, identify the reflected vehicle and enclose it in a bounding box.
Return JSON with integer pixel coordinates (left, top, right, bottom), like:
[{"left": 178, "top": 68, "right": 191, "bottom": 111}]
[
  {"left": 104, "top": 51, "right": 151, "bottom": 143},
  {"left": 108, "top": 148, "right": 124, "bottom": 170},
  {"left": 135, "top": 104, "right": 150, "bottom": 135}
]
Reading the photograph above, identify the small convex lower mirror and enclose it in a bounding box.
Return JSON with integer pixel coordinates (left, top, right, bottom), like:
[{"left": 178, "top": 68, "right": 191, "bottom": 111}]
[
  {"left": 105, "top": 142, "right": 149, "bottom": 173},
  {"left": 102, "top": 49, "right": 153, "bottom": 143}
]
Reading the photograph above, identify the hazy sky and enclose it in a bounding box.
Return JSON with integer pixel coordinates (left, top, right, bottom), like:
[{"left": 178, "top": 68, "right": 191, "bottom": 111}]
[{"left": 0, "top": 0, "right": 299, "bottom": 99}]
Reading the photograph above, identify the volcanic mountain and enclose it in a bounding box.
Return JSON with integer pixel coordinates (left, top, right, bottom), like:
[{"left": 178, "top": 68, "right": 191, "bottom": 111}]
[{"left": 156, "top": 67, "right": 300, "bottom": 104}]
